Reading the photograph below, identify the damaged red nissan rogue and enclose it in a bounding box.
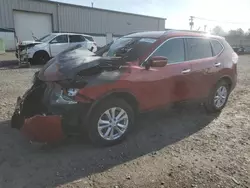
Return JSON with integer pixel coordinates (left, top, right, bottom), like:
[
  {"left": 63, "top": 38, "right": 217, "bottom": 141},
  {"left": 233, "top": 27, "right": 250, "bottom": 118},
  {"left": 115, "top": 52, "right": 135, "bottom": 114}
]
[{"left": 11, "top": 30, "right": 238, "bottom": 146}]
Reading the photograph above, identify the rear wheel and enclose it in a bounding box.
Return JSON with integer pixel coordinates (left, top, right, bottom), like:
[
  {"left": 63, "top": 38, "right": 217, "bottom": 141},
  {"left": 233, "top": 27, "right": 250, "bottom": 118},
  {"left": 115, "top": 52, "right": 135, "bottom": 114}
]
[
  {"left": 87, "top": 98, "right": 134, "bottom": 146},
  {"left": 33, "top": 51, "right": 50, "bottom": 65},
  {"left": 204, "top": 80, "right": 230, "bottom": 113}
]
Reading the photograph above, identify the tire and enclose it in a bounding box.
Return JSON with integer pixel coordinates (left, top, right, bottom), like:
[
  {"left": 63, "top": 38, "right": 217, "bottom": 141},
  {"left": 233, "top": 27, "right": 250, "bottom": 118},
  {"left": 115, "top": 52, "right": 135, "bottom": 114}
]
[
  {"left": 87, "top": 98, "right": 134, "bottom": 146},
  {"left": 33, "top": 51, "right": 50, "bottom": 65},
  {"left": 204, "top": 80, "right": 230, "bottom": 113}
]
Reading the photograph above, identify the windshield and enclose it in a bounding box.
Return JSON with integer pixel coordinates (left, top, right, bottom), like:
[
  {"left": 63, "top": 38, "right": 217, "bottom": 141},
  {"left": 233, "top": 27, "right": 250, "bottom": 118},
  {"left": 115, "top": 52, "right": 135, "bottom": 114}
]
[
  {"left": 37, "top": 34, "right": 57, "bottom": 42},
  {"left": 99, "top": 37, "right": 157, "bottom": 61}
]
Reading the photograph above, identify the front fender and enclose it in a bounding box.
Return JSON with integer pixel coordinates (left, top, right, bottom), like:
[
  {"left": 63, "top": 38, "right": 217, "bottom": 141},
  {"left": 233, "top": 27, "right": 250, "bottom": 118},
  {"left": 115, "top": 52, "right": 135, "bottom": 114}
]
[{"left": 29, "top": 43, "right": 50, "bottom": 58}]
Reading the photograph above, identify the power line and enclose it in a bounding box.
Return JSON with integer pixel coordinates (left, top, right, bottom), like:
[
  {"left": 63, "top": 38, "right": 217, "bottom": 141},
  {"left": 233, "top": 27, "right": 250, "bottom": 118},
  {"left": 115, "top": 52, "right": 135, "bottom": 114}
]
[{"left": 193, "top": 16, "right": 250, "bottom": 25}]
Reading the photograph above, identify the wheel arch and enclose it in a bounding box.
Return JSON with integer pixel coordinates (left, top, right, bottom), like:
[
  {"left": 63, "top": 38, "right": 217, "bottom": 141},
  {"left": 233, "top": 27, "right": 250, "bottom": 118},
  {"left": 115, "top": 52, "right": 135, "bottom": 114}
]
[
  {"left": 33, "top": 50, "right": 50, "bottom": 59},
  {"left": 85, "top": 90, "right": 139, "bottom": 121},
  {"left": 217, "top": 75, "right": 233, "bottom": 91}
]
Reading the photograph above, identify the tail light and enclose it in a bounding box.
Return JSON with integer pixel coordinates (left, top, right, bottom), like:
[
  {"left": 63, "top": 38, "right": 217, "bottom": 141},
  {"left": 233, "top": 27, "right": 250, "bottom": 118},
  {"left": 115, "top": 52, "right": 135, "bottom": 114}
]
[{"left": 232, "top": 52, "right": 238, "bottom": 64}]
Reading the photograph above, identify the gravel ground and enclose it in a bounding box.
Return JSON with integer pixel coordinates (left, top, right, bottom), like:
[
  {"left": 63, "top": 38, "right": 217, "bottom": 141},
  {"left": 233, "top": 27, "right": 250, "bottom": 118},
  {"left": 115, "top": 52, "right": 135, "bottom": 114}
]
[{"left": 0, "top": 56, "right": 249, "bottom": 188}]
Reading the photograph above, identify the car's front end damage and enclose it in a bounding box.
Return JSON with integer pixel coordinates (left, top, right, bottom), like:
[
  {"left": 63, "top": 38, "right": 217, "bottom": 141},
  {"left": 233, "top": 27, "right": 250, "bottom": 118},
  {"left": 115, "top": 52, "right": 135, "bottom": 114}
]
[
  {"left": 16, "top": 41, "right": 44, "bottom": 66},
  {"left": 11, "top": 46, "right": 127, "bottom": 143},
  {"left": 11, "top": 76, "right": 91, "bottom": 143}
]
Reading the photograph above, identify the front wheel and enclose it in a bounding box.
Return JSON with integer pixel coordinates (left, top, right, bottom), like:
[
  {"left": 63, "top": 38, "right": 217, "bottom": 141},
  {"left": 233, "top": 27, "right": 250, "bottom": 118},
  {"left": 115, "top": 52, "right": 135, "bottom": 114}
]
[
  {"left": 87, "top": 98, "right": 134, "bottom": 146},
  {"left": 204, "top": 80, "right": 230, "bottom": 113},
  {"left": 33, "top": 52, "right": 50, "bottom": 65}
]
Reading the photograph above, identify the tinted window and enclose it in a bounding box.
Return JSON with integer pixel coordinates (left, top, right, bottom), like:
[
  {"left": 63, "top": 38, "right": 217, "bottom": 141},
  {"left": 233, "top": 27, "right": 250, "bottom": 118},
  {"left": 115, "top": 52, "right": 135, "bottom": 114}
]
[
  {"left": 152, "top": 38, "right": 184, "bottom": 63},
  {"left": 51, "top": 35, "right": 68, "bottom": 43},
  {"left": 85, "top": 36, "right": 94, "bottom": 41},
  {"left": 186, "top": 38, "right": 212, "bottom": 60},
  {"left": 69, "top": 35, "right": 85, "bottom": 43},
  {"left": 211, "top": 40, "right": 223, "bottom": 55}
]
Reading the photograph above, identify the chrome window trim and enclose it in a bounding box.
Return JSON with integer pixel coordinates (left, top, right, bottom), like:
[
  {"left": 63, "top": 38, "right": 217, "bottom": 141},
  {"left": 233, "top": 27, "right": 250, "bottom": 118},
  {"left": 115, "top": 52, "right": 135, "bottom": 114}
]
[
  {"left": 210, "top": 39, "right": 225, "bottom": 56},
  {"left": 141, "top": 36, "right": 225, "bottom": 67}
]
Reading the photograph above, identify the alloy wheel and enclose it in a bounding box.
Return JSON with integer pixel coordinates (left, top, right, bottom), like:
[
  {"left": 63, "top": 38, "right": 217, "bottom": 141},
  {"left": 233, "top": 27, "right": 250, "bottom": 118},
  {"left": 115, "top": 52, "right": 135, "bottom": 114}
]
[
  {"left": 214, "top": 86, "right": 228, "bottom": 108},
  {"left": 97, "top": 107, "right": 129, "bottom": 141}
]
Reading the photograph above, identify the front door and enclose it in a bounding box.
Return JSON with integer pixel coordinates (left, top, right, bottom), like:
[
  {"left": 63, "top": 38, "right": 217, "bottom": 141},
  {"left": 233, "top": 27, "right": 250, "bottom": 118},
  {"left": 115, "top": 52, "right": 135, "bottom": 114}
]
[
  {"left": 49, "top": 34, "right": 69, "bottom": 57},
  {"left": 136, "top": 38, "right": 193, "bottom": 110}
]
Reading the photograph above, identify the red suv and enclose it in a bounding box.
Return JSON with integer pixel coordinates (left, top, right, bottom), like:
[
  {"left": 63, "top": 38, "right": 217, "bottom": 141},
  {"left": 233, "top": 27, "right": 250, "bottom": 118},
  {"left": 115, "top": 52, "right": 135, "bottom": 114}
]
[{"left": 11, "top": 30, "right": 238, "bottom": 146}]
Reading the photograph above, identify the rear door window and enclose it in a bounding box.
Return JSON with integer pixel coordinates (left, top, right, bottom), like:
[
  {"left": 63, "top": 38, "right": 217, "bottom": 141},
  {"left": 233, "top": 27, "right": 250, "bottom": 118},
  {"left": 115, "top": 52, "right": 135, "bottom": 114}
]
[
  {"left": 69, "top": 35, "right": 85, "bottom": 43},
  {"left": 151, "top": 38, "right": 185, "bottom": 64},
  {"left": 211, "top": 40, "right": 224, "bottom": 56},
  {"left": 186, "top": 38, "right": 212, "bottom": 60}
]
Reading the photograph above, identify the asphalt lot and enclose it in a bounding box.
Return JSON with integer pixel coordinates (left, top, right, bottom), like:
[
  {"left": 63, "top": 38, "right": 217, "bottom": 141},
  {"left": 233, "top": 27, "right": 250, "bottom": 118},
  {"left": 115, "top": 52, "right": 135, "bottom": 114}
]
[{"left": 0, "top": 55, "right": 249, "bottom": 188}]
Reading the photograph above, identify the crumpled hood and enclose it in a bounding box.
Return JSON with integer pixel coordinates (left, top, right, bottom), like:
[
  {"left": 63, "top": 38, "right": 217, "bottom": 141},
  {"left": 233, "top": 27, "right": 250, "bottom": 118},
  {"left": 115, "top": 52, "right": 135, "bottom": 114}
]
[{"left": 38, "top": 46, "right": 124, "bottom": 82}]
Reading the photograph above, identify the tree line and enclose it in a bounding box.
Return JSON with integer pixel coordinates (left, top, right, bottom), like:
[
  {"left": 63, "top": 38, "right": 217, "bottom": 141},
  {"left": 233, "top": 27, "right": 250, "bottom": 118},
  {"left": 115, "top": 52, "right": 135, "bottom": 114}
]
[{"left": 212, "top": 26, "right": 250, "bottom": 37}]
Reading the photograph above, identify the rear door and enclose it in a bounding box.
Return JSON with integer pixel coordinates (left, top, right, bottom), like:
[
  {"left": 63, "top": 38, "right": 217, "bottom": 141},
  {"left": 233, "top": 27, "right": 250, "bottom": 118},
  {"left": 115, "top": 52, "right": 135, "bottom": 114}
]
[
  {"left": 69, "top": 35, "right": 87, "bottom": 48},
  {"left": 186, "top": 37, "right": 221, "bottom": 99},
  {"left": 49, "top": 34, "right": 69, "bottom": 57}
]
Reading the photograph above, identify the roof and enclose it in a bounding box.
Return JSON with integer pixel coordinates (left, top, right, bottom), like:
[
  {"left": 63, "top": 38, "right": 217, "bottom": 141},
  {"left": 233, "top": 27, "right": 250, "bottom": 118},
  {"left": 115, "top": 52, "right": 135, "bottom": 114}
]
[
  {"left": 166, "top": 29, "right": 224, "bottom": 39},
  {"left": 124, "top": 30, "right": 224, "bottom": 39},
  {"left": 35, "top": 0, "right": 166, "bottom": 20},
  {"left": 52, "top": 33, "right": 93, "bottom": 37}
]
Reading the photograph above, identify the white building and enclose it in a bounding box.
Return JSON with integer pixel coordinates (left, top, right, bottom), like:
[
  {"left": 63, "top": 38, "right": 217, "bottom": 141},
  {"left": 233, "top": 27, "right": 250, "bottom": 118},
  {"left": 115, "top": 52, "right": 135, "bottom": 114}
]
[{"left": 0, "top": 0, "right": 166, "bottom": 50}]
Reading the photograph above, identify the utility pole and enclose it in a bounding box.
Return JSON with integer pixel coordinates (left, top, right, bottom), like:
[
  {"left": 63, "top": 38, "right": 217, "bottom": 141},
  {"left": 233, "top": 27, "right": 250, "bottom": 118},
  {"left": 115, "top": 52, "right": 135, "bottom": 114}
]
[
  {"left": 204, "top": 25, "right": 207, "bottom": 32},
  {"left": 189, "top": 16, "right": 194, "bottom": 30}
]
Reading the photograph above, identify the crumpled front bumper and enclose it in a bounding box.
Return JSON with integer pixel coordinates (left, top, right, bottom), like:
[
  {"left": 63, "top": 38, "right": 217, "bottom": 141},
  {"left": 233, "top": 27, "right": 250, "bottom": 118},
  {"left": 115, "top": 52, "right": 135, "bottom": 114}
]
[
  {"left": 11, "top": 95, "right": 65, "bottom": 143},
  {"left": 11, "top": 75, "right": 92, "bottom": 143}
]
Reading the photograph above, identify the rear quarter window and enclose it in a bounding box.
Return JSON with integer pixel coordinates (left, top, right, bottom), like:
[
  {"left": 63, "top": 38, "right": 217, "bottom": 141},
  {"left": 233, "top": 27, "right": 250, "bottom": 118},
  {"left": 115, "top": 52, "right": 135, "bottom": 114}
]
[{"left": 211, "top": 40, "right": 224, "bottom": 56}]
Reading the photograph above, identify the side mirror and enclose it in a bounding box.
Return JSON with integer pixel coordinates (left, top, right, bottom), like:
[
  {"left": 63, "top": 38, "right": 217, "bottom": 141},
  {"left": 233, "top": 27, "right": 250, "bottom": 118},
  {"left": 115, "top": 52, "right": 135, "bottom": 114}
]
[{"left": 145, "top": 56, "right": 168, "bottom": 70}]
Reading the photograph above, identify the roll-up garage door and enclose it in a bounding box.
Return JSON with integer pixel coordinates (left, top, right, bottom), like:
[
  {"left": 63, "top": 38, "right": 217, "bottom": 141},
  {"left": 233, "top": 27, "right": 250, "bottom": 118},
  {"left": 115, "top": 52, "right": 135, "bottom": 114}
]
[{"left": 13, "top": 11, "right": 52, "bottom": 41}]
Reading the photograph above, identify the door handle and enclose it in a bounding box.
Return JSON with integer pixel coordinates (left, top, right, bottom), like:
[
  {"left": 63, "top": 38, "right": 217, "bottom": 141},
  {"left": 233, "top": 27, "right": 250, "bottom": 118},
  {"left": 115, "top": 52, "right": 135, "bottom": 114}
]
[
  {"left": 181, "top": 69, "right": 191, "bottom": 74},
  {"left": 214, "top": 62, "right": 221, "bottom": 67}
]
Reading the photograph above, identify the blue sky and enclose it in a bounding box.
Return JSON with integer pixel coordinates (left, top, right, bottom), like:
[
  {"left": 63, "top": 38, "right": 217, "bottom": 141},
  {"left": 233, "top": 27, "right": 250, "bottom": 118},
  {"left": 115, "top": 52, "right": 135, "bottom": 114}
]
[{"left": 56, "top": 0, "right": 250, "bottom": 32}]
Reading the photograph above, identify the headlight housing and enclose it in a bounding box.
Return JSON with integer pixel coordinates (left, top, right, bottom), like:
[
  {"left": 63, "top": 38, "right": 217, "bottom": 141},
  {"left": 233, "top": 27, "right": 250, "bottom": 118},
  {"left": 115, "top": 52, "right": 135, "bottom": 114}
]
[
  {"left": 66, "top": 88, "right": 79, "bottom": 97},
  {"left": 53, "top": 88, "right": 79, "bottom": 105}
]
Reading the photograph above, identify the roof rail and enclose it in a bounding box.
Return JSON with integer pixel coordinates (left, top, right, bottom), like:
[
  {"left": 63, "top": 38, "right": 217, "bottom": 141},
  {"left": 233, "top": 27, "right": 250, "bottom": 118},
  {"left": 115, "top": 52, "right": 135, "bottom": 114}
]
[{"left": 164, "top": 29, "right": 209, "bottom": 35}]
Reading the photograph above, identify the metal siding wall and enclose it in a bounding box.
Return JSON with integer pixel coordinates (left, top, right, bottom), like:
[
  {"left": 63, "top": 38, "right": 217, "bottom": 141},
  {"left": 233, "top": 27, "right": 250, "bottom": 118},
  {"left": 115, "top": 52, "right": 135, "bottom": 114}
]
[
  {"left": 58, "top": 5, "right": 164, "bottom": 35},
  {"left": 0, "top": 0, "right": 13, "bottom": 29},
  {"left": 0, "top": 0, "right": 58, "bottom": 31},
  {"left": 0, "top": 0, "right": 165, "bottom": 35},
  {"left": 158, "top": 19, "right": 165, "bottom": 30}
]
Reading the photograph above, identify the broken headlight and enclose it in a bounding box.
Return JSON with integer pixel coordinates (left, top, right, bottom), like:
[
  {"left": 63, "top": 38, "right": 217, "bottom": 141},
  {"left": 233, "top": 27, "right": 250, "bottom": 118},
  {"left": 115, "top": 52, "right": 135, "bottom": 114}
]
[
  {"left": 56, "top": 88, "right": 80, "bottom": 104},
  {"left": 66, "top": 88, "right": 79, "bottom": 97},
  {"left": 49, "top": 84, "right": 79, "bottom": 105},
  {"left": 54, "top": 90, "right": 78, "bottom": 105}
]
